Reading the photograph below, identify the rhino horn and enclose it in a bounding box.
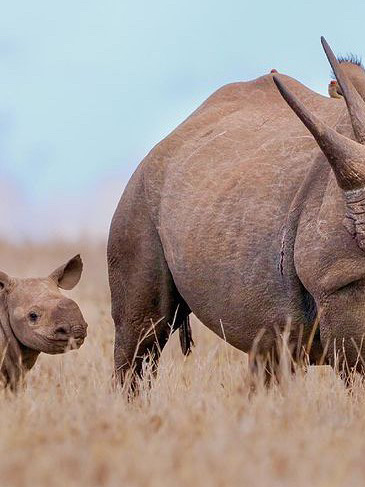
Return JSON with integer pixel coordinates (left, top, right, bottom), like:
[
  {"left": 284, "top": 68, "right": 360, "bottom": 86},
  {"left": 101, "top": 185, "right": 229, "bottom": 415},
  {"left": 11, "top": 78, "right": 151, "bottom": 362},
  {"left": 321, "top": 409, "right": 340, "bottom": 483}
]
[
  {"left": 273, "top": 75, "right": 365, "bottom": 191},
  {"left": 321, "top": 36, "right": 365, "bottom": 145}
]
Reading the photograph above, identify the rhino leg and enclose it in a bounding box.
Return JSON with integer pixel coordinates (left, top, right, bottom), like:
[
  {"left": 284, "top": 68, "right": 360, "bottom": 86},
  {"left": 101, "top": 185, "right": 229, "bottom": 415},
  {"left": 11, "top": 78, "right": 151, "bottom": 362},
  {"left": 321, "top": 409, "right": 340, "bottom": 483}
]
[{"left": 108, "top": 183, "right": 190, "bottom": 389}]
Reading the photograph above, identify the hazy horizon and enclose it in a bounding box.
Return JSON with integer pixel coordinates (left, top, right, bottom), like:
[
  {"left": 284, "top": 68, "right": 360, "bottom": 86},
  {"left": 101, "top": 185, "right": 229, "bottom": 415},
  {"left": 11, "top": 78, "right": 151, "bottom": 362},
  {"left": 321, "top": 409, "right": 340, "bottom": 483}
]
[{"left": 1, "top": 0, "right": 364, "bottom": 240}]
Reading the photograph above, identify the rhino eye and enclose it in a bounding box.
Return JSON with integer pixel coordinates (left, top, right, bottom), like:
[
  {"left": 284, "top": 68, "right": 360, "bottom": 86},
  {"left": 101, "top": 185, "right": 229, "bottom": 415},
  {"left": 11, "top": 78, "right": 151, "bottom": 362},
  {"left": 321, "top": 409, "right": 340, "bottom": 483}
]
[{"left": 28, "top": 312, "right": 39, "bottom": 323}]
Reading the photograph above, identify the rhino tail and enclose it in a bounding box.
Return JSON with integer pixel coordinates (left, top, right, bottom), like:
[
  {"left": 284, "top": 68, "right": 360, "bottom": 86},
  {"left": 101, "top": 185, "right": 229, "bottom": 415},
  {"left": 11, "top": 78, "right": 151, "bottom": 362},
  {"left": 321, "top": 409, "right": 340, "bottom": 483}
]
[{"left": 179, "top": 315, "right": 194, "bottom": 356}]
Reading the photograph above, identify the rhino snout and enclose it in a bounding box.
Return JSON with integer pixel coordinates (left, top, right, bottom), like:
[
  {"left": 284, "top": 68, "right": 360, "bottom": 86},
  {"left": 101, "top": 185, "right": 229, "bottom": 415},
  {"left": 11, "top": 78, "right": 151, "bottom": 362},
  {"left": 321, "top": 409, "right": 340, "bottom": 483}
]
[
  {"left": 54, "top": 323, "right": 71, "bottom": 339},
  {"left": 51, "top": 299, "right": 87, "bottom": 337},
  {"left": 53, "top": 322, "right": 87, "bottom": 340}
]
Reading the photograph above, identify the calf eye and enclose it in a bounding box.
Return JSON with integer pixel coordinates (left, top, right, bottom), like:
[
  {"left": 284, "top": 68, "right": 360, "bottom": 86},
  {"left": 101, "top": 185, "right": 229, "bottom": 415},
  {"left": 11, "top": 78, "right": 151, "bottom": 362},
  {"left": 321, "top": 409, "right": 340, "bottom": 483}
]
[{"left": 28, "top": 312, "right": 39, "bottom": 323}]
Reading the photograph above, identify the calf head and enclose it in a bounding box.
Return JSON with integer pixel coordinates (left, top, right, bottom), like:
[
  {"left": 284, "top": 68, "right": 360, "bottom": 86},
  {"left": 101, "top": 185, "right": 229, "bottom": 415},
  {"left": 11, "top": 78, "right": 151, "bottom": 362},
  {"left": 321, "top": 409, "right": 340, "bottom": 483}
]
[
  {"left": 274, "top": 38, "right": 365, "bottom": 371},
  {"left": 0, "top": 255, "right": 87, "bottom": 357}
]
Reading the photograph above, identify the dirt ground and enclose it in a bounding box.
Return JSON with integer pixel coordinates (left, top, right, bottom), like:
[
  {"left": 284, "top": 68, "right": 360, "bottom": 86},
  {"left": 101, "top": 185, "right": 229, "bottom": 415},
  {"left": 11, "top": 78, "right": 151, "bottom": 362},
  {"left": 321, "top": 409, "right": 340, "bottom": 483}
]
[{"left": 0, "top": 240, "right": 364, "bottom": 487}]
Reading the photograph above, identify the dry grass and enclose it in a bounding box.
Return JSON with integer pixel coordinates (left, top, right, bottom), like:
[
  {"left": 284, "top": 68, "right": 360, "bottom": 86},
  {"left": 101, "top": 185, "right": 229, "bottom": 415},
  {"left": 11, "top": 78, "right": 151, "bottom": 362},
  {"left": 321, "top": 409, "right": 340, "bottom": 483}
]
[{"left": 0, "top": 241, "right": 365, "bottom": 486}]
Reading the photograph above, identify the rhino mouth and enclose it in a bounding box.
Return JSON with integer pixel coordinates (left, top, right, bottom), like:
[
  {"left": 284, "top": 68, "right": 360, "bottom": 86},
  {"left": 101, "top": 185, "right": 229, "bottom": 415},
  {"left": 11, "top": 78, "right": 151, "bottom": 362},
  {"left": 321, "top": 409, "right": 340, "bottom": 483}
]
[
  {"left": 45, "top": 336, "right": 85, "bottom": 354},
  {"left": 68, "top": 336, "right": 85, "bottom": 349},
  {"left": 18, "top": 332, "right": 86, "bottom": 355}
]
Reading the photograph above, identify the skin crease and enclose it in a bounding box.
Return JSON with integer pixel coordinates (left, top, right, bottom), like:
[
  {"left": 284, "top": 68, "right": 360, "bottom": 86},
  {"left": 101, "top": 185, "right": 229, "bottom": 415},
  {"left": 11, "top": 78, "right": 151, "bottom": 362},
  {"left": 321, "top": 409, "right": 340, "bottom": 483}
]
[
  {"left": 108, "top": 44, "right": 365, "bottom": 385},
  {"left": 0, "top": 255, "right": 88, "bottom": 389}
]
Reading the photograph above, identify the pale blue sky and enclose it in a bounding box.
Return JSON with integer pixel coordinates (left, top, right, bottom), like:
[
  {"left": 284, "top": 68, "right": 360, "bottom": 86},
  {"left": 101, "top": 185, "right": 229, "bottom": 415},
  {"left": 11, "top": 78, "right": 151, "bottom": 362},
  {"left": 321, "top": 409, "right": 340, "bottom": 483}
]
[{"left": 0, "top": 0, "right": 364, "bottom": 239}]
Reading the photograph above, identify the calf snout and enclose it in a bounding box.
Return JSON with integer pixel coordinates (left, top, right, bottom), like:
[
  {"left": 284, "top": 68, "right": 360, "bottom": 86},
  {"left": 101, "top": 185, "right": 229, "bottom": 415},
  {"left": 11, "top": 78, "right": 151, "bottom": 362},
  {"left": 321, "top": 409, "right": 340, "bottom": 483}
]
[
  {"left": 53, "top": 322, "right": 87, "bottom": 350},
  {"left": 52, "top": 298, "right": 88, "bottom": 341},
  {"left": 54, "top": 323, "right": 71, "bottom": 339},
  {"left": 70, "top": 324, "right": 88, "bottom": 340}
]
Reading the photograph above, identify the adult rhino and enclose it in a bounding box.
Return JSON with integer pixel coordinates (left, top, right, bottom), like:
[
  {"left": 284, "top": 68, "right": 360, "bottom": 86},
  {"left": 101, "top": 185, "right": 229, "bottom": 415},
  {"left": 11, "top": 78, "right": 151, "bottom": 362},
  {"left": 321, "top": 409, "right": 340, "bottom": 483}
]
[
  {"left": 108, "top": 37, "right": 365, "bottom": 384},
  {"left": 0, "top": 255, "right": 87, "bottom": 388}
]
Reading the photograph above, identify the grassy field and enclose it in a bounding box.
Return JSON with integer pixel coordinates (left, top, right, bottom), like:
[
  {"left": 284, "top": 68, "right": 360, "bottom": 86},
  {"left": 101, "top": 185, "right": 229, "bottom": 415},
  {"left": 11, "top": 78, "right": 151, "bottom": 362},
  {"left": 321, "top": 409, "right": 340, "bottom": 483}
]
[{"left": 0, "top": 241, "right": 365, "bottom": 487}]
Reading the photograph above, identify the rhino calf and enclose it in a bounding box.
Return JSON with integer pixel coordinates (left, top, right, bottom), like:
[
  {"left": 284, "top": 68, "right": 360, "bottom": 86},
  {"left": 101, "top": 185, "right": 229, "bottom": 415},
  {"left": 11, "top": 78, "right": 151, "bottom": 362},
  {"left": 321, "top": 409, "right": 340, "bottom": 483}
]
[{"left": 0, "top": 254, "right": 87, "bottom": 388}]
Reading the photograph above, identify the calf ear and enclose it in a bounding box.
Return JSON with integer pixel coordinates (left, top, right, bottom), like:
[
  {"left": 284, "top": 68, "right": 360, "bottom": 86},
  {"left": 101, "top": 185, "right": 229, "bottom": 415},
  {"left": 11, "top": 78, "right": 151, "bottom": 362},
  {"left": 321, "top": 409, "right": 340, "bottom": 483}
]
[
  {"left": 0, "top": 271, "right": 12, "bottom": 292},
  {"left": 49, "top": 255, "right": 83, "bottom": 290}
]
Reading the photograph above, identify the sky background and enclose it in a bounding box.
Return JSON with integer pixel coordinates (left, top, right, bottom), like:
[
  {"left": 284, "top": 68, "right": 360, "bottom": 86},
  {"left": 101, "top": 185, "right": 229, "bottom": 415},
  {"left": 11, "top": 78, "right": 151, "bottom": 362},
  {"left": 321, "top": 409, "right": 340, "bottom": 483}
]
[{"left": 0, "top": 0, "right": 364, "bottom": 240}]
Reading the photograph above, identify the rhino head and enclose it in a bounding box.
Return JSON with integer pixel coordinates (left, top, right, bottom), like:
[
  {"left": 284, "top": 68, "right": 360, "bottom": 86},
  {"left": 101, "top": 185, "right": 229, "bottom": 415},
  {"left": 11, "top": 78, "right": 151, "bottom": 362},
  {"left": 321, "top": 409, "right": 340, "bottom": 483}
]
[
  {"left": 0, "top": 254, "right": 87, "bottom": 386},
  {"left": 274, "top": 38, "right": 365, "bottom": 373}
]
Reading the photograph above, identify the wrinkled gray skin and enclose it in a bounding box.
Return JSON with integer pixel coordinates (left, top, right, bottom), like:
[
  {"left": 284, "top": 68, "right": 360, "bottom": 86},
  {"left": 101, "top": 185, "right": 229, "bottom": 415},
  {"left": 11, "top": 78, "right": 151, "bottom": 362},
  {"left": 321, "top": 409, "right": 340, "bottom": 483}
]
[
  {"left": 0, "top": 255, "right": 88, "bottom": 388},
  {"left": 108, "top": 37, "right": 365, "bottom": 384}
]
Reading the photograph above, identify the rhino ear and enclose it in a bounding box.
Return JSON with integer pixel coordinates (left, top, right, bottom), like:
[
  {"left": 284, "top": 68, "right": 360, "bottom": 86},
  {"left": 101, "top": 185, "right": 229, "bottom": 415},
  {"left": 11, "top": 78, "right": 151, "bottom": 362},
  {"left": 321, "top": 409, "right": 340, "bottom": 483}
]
[
  {"left": 49, "top": 255, "right": 83, "bottom": 290},
  {"left": 0, "top": 271, "right": 12, "bottom": 292}
]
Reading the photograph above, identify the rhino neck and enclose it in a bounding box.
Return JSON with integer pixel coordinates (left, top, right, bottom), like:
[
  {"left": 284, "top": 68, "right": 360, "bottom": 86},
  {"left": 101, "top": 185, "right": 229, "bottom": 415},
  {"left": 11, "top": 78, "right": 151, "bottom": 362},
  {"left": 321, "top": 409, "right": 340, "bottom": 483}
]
[
  {"left": 294, "top": 151, "right": 365, "bottom": 299},
  {"left": 0, "top": 295, "right": 39, "bottom": 388},
  {"left": 280, "top": 155, "right": 329, "bottom": 362},
  {"left": 18, "top": 342, "right": 40, "bottom": 371},
  {"left": 0, "top": 295, "right": 24, "bottom": 387}
]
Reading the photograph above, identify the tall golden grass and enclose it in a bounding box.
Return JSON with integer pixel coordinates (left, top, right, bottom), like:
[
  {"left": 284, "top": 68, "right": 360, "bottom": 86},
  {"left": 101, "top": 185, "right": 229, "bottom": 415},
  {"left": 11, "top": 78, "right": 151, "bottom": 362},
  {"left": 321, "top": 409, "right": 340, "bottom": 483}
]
[{"left": 0, "top": 240, "right": 364, "bottom": 487}]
